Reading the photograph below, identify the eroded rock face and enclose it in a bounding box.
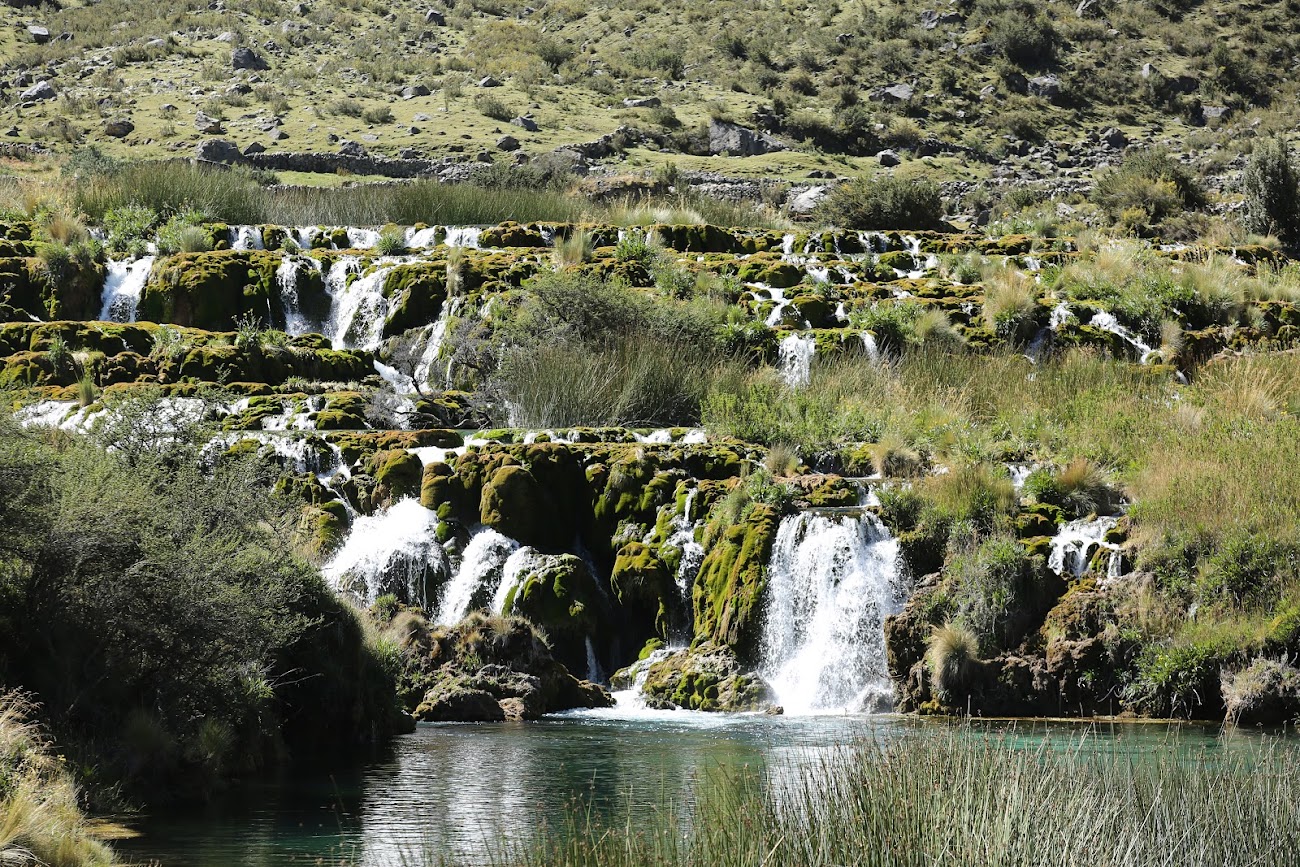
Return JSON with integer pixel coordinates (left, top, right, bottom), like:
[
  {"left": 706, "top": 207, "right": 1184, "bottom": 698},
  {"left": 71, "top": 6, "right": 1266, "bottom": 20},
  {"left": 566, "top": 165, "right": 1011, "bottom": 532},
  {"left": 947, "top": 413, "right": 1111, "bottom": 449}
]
[{"left": 396, "top": 610, "right": 612, "bottom": 721}]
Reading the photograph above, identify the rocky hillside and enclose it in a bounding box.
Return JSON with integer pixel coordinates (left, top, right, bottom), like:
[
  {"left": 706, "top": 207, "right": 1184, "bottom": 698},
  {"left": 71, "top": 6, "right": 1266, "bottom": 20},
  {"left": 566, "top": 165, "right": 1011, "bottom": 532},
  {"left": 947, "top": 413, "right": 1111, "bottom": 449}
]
[{"left": 2, "top": 0, "right": 1297, "bottom": 197}]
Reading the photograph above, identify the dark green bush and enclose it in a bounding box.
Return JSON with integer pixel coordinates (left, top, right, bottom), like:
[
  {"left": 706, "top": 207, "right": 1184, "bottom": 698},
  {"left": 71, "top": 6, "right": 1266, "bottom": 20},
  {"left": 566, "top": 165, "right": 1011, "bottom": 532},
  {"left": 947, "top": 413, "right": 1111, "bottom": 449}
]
[
  {"left": 815, "top": 175, "right": 945, "bottom": 231},
  {"left": 1243, "top": 136, "right": 1300, "bottom": 247}
]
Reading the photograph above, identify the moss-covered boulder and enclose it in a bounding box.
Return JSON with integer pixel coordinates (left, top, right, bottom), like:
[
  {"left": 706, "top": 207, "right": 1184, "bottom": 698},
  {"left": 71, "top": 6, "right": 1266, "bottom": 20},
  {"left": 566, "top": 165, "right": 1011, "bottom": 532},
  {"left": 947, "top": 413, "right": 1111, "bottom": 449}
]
[
  {"left": 369, "top": 448, "right": 423, "bottom": 504},
  {"left": 140, "top": 250, "right": 281, "bottom": 330},
  {"left": 611, "top": 541, "right": 675, "bottom": 648},
  {"left": 639, "top": 643, "right": 775, "bottom": 712},
  {"left": 692, "top": 502, "right": 780, "bottom": 662},
  {"left": 500, "top": 552, "right": 606, "bottom": 675},
  {"left": 480, "top": 464, "right": 569, "bottom": 549}
]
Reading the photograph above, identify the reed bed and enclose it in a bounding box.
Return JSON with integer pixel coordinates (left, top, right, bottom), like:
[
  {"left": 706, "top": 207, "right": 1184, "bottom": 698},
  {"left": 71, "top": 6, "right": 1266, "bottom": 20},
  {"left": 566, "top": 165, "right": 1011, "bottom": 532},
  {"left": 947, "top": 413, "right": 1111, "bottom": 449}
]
[{"left": 486, "top": 726, "right": 1300, "bottom": 867}]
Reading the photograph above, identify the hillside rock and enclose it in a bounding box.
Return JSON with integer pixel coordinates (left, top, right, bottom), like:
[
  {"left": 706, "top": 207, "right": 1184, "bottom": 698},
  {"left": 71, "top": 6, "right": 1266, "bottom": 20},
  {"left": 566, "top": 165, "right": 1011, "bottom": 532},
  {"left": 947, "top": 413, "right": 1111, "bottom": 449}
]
[
  {"left": 231, "top": 46, "right": 269, "bottom": 70},
  {"left": 195, "top": 138, "right": 244, "bottom": 162},
  {"left": 19, "top": 81, "right": 55, "bottom": 102},
  {"left": 194, "top": 112, "right": 223, "bottom": 134},
  {"left": 103, "top": 119, "right": 134, "bottom": 138},
  {"left": 26, "top": 24, "right": 50, "bottom": 44},
  {"left": 623, "top": 96, "right": 661, "bottom": 108},
  {"left": 707, "top": 120, "right": 786, "bottom": 156}
]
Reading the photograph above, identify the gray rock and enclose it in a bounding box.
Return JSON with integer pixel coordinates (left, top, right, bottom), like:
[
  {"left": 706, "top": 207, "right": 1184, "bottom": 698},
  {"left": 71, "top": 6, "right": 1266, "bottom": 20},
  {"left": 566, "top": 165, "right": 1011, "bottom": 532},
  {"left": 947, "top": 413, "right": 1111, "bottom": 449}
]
[
  {"left": 707, "top": 119, "right": 786, "bottom": 156},
  {"left": 1028, "top": 75, "right": 1061, "bottom": 100},
  {"left": 401, "top": 84, "right": 431, "bottom": 98},
  {"left": 103, "top": 119, "right": 134, "bottom": 138},
  {"left": 19, "top": 80, "right": 56, "bottom": 102},
  {"left": 511, "top": 116, "right": 539, "bottom": 132},
  {"left": 425, "top": 8, "right": 446, "bottom": 24},
  {"left": 243, "top": 141, "right": 266, "bottom": 155},
  {"left": 1075, "top": 0, "right": 1100, "bottom": 17},
  {"left": 26, "top": 25, "right": 50, "bottom": 44},
  {"left": 496, "top": 134, "right": 520, "bottom": 151},
  {"left": 622, "top": 96, "right": 661, "bottom": 108},
  {"left": 478, "top": 76, "right": 502, "bottom": 88},
  {"left": 1140, "top": 62, "right": 1158, "bottom": 80},
  {"left": 194, "top": 112, "right": 223, "bottom": 134},
  {"left": 919, "top": 10, "right": 961, "bottom": 29},
  {"left": 231, "top": 46, "right": 269, "bottom": 71},
  {"left": 269, "top": 129, "right": 287, "bottom": 141},
  {"left": 1202, "top": 105, "right": 1232, "bottom": 122},
  {"left": 413, "top": 113, "right": 431, "bottom": 122},
  {"left": 215, "top": 31, "right": 236, "bottom": 43},
  {"left": 338, "top": 139, "right": 367, "bottom": 157},
  {"left": 194, "top": 138, "right": 243, "bottom": 163},
  {"left": 877, "top": 149, "right": 901, "bottom": 167},
  {"left": 292, "top": 2, "right": 311, "bottom": 13},
  {"left": 1100, "top": 127, "right": 1128, "bottom": 149},
  {"left": 787, "top": 185, "right": 827, "bottom": 215},
  {"left": 880, "top": 82, "right": 915, "bottom": 102}
]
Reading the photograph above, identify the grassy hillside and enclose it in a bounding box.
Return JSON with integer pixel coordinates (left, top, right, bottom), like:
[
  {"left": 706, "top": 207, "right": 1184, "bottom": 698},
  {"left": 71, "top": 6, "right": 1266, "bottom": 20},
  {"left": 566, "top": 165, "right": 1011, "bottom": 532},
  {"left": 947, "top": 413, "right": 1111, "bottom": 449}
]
[{"left": 1, "top": 0, "right": 1297, "bottom": 188}]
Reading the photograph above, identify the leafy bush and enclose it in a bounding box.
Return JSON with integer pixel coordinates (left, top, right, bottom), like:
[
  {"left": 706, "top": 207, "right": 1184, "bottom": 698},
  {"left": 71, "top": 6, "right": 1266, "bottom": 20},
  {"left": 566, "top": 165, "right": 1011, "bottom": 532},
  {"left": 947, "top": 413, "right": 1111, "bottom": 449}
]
[
  {"left": 1243, "top": 136, "right": 1300, "bottom": 248},
  {"left": 815, "top": 175, "right": 945, "bottom": 231},
  {"left": 1093, "top": 149, "right": 1206, "bottom": 235},
  {"left": 948, "top": 535, "right": 1042, "bottom": 654},
  {"left": 475, "top": 94, "right": 515, "bottom": 121},
  {"left": 103, "top": 203, "right": 158, "bottom": 254}
]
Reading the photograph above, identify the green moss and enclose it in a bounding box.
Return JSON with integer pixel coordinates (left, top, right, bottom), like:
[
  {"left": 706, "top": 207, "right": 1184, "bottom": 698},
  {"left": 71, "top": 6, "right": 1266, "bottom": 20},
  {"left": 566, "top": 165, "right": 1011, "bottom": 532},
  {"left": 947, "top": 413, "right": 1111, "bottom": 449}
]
[
  {"left": 692, "top": 503, "right": 779, "bottom": 662},
  {"left": 611, "top": 541, "right": 674, "bottom": 645}
]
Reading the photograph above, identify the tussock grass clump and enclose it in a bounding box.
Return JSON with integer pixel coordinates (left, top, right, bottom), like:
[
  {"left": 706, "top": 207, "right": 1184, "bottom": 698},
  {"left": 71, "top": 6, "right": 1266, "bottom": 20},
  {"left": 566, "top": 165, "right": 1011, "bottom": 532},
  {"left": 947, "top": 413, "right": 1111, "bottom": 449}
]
[
  {"left": 814, "top": 174, "right": 945, "bottom": 231},
  {"left": 0, "top": 693, "right": 115, "bottom": 867},
  {"left": 926, "top": 623, "right": 978, "bottom": 696}
]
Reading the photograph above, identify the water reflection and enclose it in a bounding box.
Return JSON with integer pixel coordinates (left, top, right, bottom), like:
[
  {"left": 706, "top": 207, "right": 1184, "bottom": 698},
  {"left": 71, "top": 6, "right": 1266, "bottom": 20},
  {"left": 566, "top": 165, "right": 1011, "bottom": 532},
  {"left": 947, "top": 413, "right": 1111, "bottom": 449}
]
[{"left": 119, "top": 713, "right": 1266, "bottom": 867}]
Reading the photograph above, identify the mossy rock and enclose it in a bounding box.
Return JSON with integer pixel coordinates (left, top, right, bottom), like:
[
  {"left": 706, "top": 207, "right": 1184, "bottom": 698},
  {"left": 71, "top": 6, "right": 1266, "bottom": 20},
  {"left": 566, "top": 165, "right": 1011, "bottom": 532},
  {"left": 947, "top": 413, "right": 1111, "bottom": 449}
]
[
  {"left": 878, "top": 250, "right": 920, "bottom": 272},
  {"left": 479, "top": 222, "right": 547, "bottom": 248},
  {"left": 692, "top": 502, "right": 780, "bottom": 662},
  {"left": 790, "top": 294, "right": 834, "bottom": 328},
  {"left": 480, "top": 464, "right": 569, "bottom": 549},
  {"left": 140, "top": 250, "right": 281, "bottom": 330},
  {"left": 370, "top": 448, "right": 423, "bottom": 503},
  {"left": 382, "top": 261, "right": 449, "bottom": 336},
  {"left": 501, "top": 553, "right": 606, "bottom": 675},
  {"left": 611, "top": 541, "right": 675, "bottom": 646},
  {"left": 639, "top": 643, "right": 774, "bottom": 712}
]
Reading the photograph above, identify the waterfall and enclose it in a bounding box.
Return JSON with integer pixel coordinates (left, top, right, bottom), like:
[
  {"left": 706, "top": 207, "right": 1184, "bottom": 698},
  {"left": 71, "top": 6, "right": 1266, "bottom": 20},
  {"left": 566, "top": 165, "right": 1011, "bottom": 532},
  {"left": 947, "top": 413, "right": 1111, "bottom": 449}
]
[
  {"left": 346, "top": 228, "right": 381, "bottom": 249},
  {"left": 98, "top": 256, "right": 155, "bottom": 322},
  {"left": 758, "top": 511, "right": 904, "bottom": 714},
  {"left": 1088, "top": 311, "right": 1158, "bottom": 363},
  {"left": 435, "top": 529, "right": 521, "bottom": 625},
  {"left": 324, "top": 257, "right": 405, "bottom": 350},
  {"left": 323, "top": 499, "right": 448, "bottom": 607},
  {"left": 778, "top": 333, "right": 816, "bottom": 387},
  {"left": 231, "top": 226, "right": 264, "bottom": 250},
  {"left": 276, "top": 255, "right": 321, "bottom": 335},
  {"left": 445, "top": 227, "right": 481, "bottom": 248},
  {"left": 413, "top": 297, "right": 462, "bottom": 390},
  {"left": 405, "top": 227, "right": 441, "bottom": 248},
  {"left": 1048, "top": 517, "right": 1122, "bottom": 579},
  {"left": 293, "top": 227, "right": 320, "bottom": 249}
]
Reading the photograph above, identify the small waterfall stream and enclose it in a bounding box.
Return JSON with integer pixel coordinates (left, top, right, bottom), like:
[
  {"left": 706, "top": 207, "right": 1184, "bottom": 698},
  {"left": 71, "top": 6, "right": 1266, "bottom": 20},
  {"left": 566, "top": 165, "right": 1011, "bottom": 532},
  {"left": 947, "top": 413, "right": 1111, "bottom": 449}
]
[
  {"left": 778, "top": 333, "right": 816, "bottom": 387},
  {"left": 322, "top": 498, "right": 448, "bottom": 607},
  {"left": 1048, "top": 517, "right": 1123, "bottom": 578},
  {"left": 434, "top": 529, "right": 522, "bottom": 625},
  {"left": 98, "top": 257, "right": 155, "bottom": 322},
  {"left": 758, "top": 510, "right": 904, "bottom": 714}
]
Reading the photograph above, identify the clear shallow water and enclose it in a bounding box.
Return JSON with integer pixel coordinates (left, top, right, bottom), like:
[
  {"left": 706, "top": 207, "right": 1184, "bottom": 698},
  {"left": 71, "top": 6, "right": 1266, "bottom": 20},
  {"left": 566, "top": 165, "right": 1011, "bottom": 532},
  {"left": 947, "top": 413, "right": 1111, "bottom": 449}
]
[{"left": 117, "top": 710, "right": 1270, "bottom": 867}]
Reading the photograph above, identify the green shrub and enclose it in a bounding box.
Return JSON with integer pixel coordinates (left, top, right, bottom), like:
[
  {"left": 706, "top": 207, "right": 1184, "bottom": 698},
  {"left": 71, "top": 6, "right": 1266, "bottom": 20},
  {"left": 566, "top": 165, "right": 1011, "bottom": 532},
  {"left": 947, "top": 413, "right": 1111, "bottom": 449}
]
[
  {"left": 815, "top": 175, "right": 945, "bottom": 231},
  {"left": 1093, "top": 149, "right": 1207, "bottom": 233},
  {"left": 362, "top": 105, "right": 395, "bottom": 125},
  {"left": 926, "top": 622, "right": 979, "bottom": 697},
  {"left": 375, "top": 226, "right": 408, "bottom": 256},
  {"left": 948, "top": 534, "right": 1042, "bottom": 654},
  {"left": 475, "top": 94, "right": 515, "bottom": 121},
  {"left": 103, "top": 203, "right": 158, "bottom": 253},
  {"left": 1243, "top": 136, "right": 1300, "bottom": 248}
]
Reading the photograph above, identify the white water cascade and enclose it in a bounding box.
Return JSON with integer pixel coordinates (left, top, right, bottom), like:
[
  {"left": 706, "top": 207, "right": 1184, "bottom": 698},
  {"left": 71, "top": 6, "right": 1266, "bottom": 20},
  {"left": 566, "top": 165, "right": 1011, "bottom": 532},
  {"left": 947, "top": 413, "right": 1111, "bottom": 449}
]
[
  {"left": 759, "top": 511, "right": 904, "bottom": 714},
  {"left": 98, "top": 257, "right": 155, "bottom": 322},
  {"left": 778, "top": 333, "right": 816, "bottom": 387},
  {"left": 1048, "top": 517, "right": 1123, "bottom": 579},
  {"left": 1088, "top": 312, "right": 1159, "bottom": 363},
  {"left": 323, "top": 257, "right": 405, "bottom": 350},
  {"left": 231, "top": 225, "right": 264, "bottom": 250},
  {"left": 323, "top": 498, "right": 448, "bottom": 607},
  {"left": 435, "top": 529, "right": 522, "bottom": 625},
  {"left": 413, "top": 297, "right": 463, "bottom": 389},
  {"left": 276, "top": 255, "right": 323, "bottom": 335}
]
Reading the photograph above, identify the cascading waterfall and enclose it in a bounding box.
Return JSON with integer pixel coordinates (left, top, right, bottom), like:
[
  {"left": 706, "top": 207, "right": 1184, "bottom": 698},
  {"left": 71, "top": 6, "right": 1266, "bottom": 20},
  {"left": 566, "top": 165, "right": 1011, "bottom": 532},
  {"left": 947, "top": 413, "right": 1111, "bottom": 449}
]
[
  {"left": 778, "top": 333, "right": 816, "bottom": 387},
  {"left": 323, "top": 499, "right": 449, "bottom": 607},
  {"left": 347, "top": 228, "right": 381, "bottom": 249},
  {"left": 435, "top": 529, "right": 521, "bottom": 625},
  {"left": 413, "top": 297, "right": 462, "bottom": 390},
  {"left": 231, "top": 226, "right": 264, "bottom": 250},
  {"left": 276, "top": 255, "right": 322, "bottom": 335},
  {"left": 445, "top": 227, "right": 481, "bottom": 248},
  {"left": 1088, "top": 312, "right": 1158, "bottom": 363},
  {"left": 98, "top": 256, "right": 155, "bottom": 322},
  {"left": 758, "top": 510, "right": 904, "bottom": 714},
  {"left": 1049, "top": 517, "right": 1123, "bottom": 578},
  {"left": 323, "top": 257, "right": 405, "bottom": 350}
]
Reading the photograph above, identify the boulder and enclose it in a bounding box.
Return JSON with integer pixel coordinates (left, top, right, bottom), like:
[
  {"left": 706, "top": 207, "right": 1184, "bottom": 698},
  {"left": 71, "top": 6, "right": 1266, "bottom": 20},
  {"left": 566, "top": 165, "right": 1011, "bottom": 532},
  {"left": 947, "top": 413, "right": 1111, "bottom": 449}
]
[
  {"left": 478, "top": 75, "right": 502, "bottom": 87},
  {"left": 103, "top": 118, "right": 134, "bottom": 138},
  {"left": 1223, "top": 659, "right": 1300, "bottom": 726},
  {"left": 231, "top": 46, "right": 269, "bottom": 71},
  {"left": 243, "top": 141, "right": 266, "bottom": 155},
  {"left": 787, "top": 185, "right": 827, "bottom": 215},
  {"left": 1201, "top": 105, "right": 1232, "bottom": 122},
  {"left": 425, "top": 8, "right": 446, "bottom": 25},
  {"left": 496, "top": 134, "right": 520, "bottom": 151},
  {"left": 879, "top": 82, "right": 915, "bottom": 102},
  {"left": 338, "top": 139, "right": 367, "bottom": 157},
  {"left": 622, "top": 96, "right": 661, "bottom": 108},
  {"left": 26, "top": 25, "right": 50, "bottom": 44},
  {"left": 1099, "top": 127, "right": 1128, "bottom": 149},
  {"left": 638, "top": 644, "right": 776, "bottom": 712},
  {"left": 510, "top": 116, "right": 539, "bottom": 132},
  {"left": 1028, "top": 75, "right": 1062, "bottom": 100},
  {"left": 401, "top": 84, "right": 430, "bottom": 98},
  {"left": 877, "top": 148, "right": 901, "bottom": 167},
  {"left": 195, "top": 138, "right": 244, "bottom": 163},
  {"left": 194, "top": 111, "right": 224, "bottom": 134},
  {"left": 707, "top": 119, "right": 786, "bottom": 156},
  {"left": 19, "top": 80, "right": 56, "bottom": 102}
]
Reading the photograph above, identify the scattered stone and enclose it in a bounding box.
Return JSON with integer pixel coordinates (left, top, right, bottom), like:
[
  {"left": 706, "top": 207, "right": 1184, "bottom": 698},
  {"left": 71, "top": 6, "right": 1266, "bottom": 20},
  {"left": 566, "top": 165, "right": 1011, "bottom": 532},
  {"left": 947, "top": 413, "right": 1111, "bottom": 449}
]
[
  {"left": 1201, "top": 105, "right": 1232, "bottom": 122},
  {"left": 26, "top": 25, "right": 50, "bottom": 44},
  {"left": 622, "top": 96, "right": 661, "bottom": 108},
  {"left": 1028, "top": 74, "right": 1062, "bottom": 100},
  {"left": 243, "top": 141, "right": 266, "bottom": 155},
  {"left": 194, "top": 138, "right": 243, "bottom": 163},
  {"left": 787, "top": 185, "right": 827, "bottom": 215},
  {"left": 1100, "top": 127, "right": 1128, "bottom": 149},
  {"left": 1075, "top": 0, "right": 1101, "bottom": 17},
  {"left": 194, "top": 111, "right": 224, "bottom": 134},
  {"left": 413, "top": 113, "right": 432, "bottom": 122},
  {"left": 215, "top": 31, "right": 236, "bottom": 43},
  {"left": 880, "top": 82, "right": 915, "bottom": 102},
  {"left": 338, "top": 139, "right": 367, "bottom": 156},
  {"left": 19, "top": 80, "right": 56, "bottom": 102},
  {"left": 478, "top": 75, "right": 502, "bottom": 88},
  {"left": 707, "top": 119, "right": 786, "bottom": 156},
  {"left": 103, "top": 119, "right": 134, "bottom": 138},
  {"left": 231, "top": 46, "right": 269, "bottom": 71},
  {"left": 877, "top": 148, "right": 901, "bottom": 167},
  {"left": 425, "top": 8, "right": 446, "bottom": 24},
  {"left": 496, "top": 134, "right": 520, "bottom": 151},
  {"left": 919, "top": 10, "right": 961, "bottom": 29},
  {"left": 510, "top": 116, "right": 539, "bottom": 132},
  {"left": 3, "top": 128, "right": 18, "bottom": 138},
  {"left": 401, "top": 84, "right": 430, "bottom": 98}
]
